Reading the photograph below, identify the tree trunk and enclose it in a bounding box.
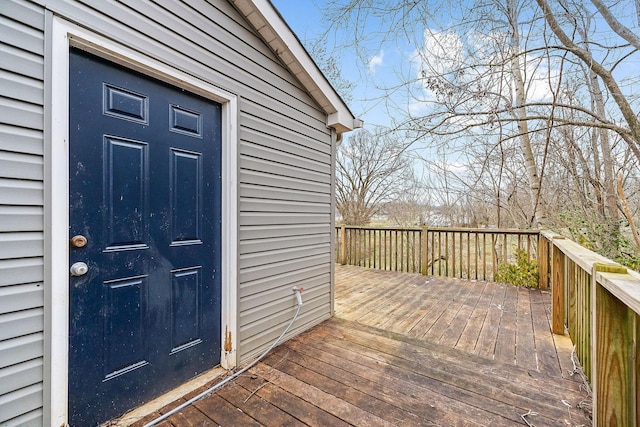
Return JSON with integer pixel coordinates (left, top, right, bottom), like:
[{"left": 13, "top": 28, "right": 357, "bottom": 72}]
[
  {"left": 507, "top": 0, "right": 544, "bottom": 227},
  {"left": 536, "top": 0, "right": 640, "bottom": 163},
  {"left": 590, "top": 71, "right": 620, "bottom": 230}
]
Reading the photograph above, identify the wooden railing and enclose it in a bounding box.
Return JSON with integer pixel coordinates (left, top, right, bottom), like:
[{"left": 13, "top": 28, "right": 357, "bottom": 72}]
[
  {"left": 539, "top": 230, "right": 640, "bottom": 426},
  {"left": 336, "top": 226, "right": 640, "bottom": 423},
  {"left": 335, "top": 226, "right": 539, "bottom": 282}
]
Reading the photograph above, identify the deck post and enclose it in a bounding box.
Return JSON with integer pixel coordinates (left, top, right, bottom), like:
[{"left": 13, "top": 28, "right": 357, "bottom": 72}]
[
  {"left": 592, "top": 263, "right": 633, "bottom": 426},
  {"left": 537, "top": 233, "right": 549, "bottom": 289},
  {"left": 551, "top": 240, "right": 566, "bottom": 335},
  {"left": 340, "top": 225, "right": 347, "bottom": 265}
]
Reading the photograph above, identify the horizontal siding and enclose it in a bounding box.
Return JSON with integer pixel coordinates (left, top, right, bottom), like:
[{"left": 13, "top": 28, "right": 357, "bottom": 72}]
[
  {"left": 0, "top": 0, "right": 45, "bottom": 30},
  {"left": 240, "top": 198, "right": 330, "bottom": 214},
  {"left": 2, "top": 409, "right": 43, "bottom": 427},
  {"left": 0, "top": 42, "right": 44, "bottom": 81},
  {"left": 239, "top": 301, "right": 332, "bottom": 359},
  {"left": 0, "top": 333, "right": 43, "bottom": 370},
  {"left": 240, "top": 114, "right": 330, "bottom": 159},
  {"left": 241, "top": 141, "right": 330, "bottom": 175},
  {"left": 0, "top": 70, "right": 43, "bottom": 105},
  {"left": 241, "top": 102, "right": 329, "bottom": 144},
  {"left": 239, "top": 254, "right": 330, "bottom": 284},
  {"left": 240, "top": 287, "right": 330, "bottom": 335},
  {"left": 0, "top": 151, "right": 43, "bottom": 180},
  {"left": 0, "top": 232, "right": 43, "bottom": 260},
  {"left": 0, "top": 284, "right": 43, "bottom": 317},
  {"left": 238, "top": 263, "right": 330, "bottom": 298},
  {"left": 0, "top": 1, "right": 45, "bottom": 425},
  {"left": 0, "top": 358, "right": 42, "bottom": 396},
  {"left": 240, "top": 243, "right": 330, "bottom": 269},
  {"left": 241, "top": 169, "right": 329, "bottom": 194},
  {"left": 0, "top": 97, "right": 43, "bottom": 131},
  {"left": 0, "top": 178, "right": 43, "bottom": 205},
  {"left": 241, "top": 233, "right": 330, "bottom": 254},
  {"left": 0, "top": 206, "right": 43, "bottom": 232},
  {"left": 240, "top": 183, "right": 331, "bottom": 204},
  {"left": 239, "top": 212, "right": 330, "bottom": 226},
  {"left": 241, "top": 274, "right": 330, "bottom": 316},
  {"left": 125, "top": 0, "right": 322, "bottom": 117},
  {"left": 242, "top": 127, "right": 331, "bottom": 164},
  {"left": 240, "top": 224, "right": 331, "bottom": 240},
  {"left": 0, "top": 124, "right": 43, "bottom": 156},
  {"left": 0, "top": 383, "right": 43, "bottom": 425},
  {"left": 0, "top": 308, "right": 43, "bottom": 341},
  {"left": 0, "top": 258, "right": 43, "bottom": 286},
  {"left": 0, "top": 15, "right": 44, "bottom": 55},
  {"left": 1, "top": 1, "right": 335, "bottom": 421},
  {"left": 240, "top": 292, "right": 330, "bottom": 341},
  {"left": 240, "top": 156, "right": 331, "bottom": 184},
  {"left": 39, "top": 0, "right": 328, "bottom": 132}
]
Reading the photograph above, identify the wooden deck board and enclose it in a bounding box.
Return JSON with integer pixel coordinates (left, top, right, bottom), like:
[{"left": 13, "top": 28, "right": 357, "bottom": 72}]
[
  {"left": 530, "top": 289, "right": 563, "bottom": 377},
  {"left": 386, "top": 278, "right": 449, "bottom": 334},
  {"left": 266, "top": 339, "right": 475, "bottom": 426},
  {"left": 455, "top": 281, "right": 496, "bottom": 353},
  {"left": 235, "top": 375, "right": 351, "bottom": 427},
  {"left": 440, "top": 281, "right": 488, "bottom": 348},
  {"left": 474, "top": 282, "right": 507, "bottom": 358},
  {"left": 494, "top": 285, "right": 518, "bottom": 365},
  {"left": 215, "top": 382, "right": 307, "bottom": 427},
  {"left": 313, "top": 320, "right": 584, "bottom": 417},
  {"left": 407, "top": 280, "right": 469, "bottom": 339},
  {"left": 120, "top": 265, "right": 590, "bottom": 426},
  {"left": 515, "top": 287, "right": 538, "bottom": 370}
]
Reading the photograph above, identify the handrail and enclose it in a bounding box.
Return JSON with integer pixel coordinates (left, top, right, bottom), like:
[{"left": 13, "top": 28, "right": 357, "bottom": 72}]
[
  {"left": 335, "top": 225, "right": 539, "bottom": 283},
  {"left": 540, "top": 231, "right": 640, "bottom": 425}
]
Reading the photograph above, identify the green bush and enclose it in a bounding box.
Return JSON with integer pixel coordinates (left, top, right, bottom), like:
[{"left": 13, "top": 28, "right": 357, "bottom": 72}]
[{"left": 495, "top": 249, "right": 539, "bottom": 288}]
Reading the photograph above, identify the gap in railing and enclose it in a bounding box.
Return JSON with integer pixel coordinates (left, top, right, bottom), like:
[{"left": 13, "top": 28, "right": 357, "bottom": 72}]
[{"left": 336, "top": 226, "right": 539, "bottom": 283}]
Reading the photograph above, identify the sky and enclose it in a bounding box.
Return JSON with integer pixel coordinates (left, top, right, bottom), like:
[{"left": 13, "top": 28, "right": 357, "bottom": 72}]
[
  {"left": 271, "top": 0, "right": 400, "bottom": 129},
  {"left": 271, "top": 0, "right": 640, "bottom": 149}
]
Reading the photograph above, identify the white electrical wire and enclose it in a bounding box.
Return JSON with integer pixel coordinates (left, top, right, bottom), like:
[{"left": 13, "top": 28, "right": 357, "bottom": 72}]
[{"left": 141, "top": 287, "right": 304, "bottom": 427}]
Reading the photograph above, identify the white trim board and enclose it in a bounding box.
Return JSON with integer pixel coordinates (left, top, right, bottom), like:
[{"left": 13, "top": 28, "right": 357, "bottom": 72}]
[{"left": 47, "top": 16, "right": 239, "bottom": 426}]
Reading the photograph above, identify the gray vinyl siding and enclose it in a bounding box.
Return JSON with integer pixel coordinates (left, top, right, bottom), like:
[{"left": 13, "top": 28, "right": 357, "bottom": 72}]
[
  {"left": 2, "top": 0, "right": 335, "bottom": 422},
  {"left": 0, "top": 0, "right": 45, "bottom": 424}
]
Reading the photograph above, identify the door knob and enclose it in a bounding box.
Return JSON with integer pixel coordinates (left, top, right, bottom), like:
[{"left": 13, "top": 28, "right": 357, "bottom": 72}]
[{"left": 70, "top": 262, "right": 89, "bottom": 276}]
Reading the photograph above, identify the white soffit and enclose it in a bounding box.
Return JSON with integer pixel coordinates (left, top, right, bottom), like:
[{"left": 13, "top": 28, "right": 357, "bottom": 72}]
[{"left": 231, "top": 0, "right": 358, "bottom": 134}]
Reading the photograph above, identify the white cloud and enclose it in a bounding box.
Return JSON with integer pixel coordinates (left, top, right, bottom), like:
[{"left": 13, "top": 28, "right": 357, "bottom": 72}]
[
  {"left": 368, "top": 50, "right": 384, "bottom": 73},
  {"left": 410, "top": 28, "right": 558, "bottom": 115}
]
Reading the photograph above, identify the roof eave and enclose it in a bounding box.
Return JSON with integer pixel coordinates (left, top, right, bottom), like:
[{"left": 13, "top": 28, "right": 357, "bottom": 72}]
[{"left": 231, "top": 0, "right": 359, "bottom": 135}]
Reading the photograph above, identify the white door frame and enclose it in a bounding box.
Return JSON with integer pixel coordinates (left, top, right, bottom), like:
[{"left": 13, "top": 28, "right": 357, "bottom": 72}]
[{"left": 46, "top": 16, "right": 239, "bottom": 425}]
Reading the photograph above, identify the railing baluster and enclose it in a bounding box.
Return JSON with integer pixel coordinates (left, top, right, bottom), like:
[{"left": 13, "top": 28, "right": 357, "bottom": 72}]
[
  {"left": 460, "top": 231, "right": 463, "bottom": 278},
  {"left": 420, "top": 227, "right": 426, "bottom": 275},
  {"left": 394, "top": 230, "right": 398, "bottom": 271},
  {"left": 337, "top": 227, "right": 539, "bottom": 281},
  {"left": 383, "top": 230, "right": 387, "bottom": 270},
  {"left": 503, "top": 233, "right": 507, "bottom": 267},
  {"left": 482, "top": 232, "right": 487, "bottom": 281}
]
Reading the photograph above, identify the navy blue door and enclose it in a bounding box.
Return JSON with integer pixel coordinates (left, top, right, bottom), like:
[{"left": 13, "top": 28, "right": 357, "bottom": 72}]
[{"left": 68, "top": 49, "right": 221, "bottom": 426}]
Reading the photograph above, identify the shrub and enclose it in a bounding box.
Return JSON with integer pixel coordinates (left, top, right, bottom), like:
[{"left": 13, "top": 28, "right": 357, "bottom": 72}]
[{"left": 495, "top": 249, "right": 539, "bottom": 288}]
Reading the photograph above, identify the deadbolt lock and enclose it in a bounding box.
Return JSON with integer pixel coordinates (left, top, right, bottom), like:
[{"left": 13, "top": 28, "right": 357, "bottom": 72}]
[{"left": 71, "top": 235, "right": 87, "bottom": 248}]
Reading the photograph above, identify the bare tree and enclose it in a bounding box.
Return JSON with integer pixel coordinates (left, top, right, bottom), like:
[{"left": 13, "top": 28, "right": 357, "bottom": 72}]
[
  {"left": 308, "top": 40, "right": 355, "bottom": 104},
  {"left": 320, "top": 0, "right": 640, "bottom": 264},
  {"left": 535, "top": 0, "right": 640, "bottom": 160},
  {"left": 336, "top": 128, "right": 415, "bottom": 225}
]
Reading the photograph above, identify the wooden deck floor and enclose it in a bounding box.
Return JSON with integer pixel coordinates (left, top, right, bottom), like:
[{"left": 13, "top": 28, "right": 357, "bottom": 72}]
[
  {"left": 128, "top": 266, "right": 591, "bottom": 426},
  {"left": 335, "top": 265, "right": 573, "bottom": 375}
]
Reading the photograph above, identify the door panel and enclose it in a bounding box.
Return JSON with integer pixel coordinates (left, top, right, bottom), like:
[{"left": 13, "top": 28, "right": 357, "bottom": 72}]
[{"left": 68, "top": 48, "right": 222, "bottom": 426}]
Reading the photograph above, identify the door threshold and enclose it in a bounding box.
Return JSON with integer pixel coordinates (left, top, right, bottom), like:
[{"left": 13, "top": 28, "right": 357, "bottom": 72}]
[{"left": 104, "top": 365, "right": 228, "bottom": 426}]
